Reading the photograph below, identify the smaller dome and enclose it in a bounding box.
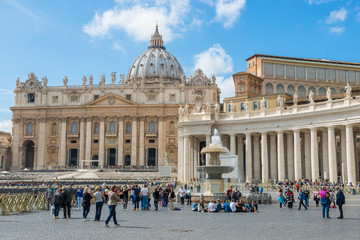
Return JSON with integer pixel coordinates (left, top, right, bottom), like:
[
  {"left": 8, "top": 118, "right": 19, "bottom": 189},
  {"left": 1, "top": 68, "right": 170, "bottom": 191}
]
[{"left": 127, "top": 25, "right": 184, "bottom": 82}]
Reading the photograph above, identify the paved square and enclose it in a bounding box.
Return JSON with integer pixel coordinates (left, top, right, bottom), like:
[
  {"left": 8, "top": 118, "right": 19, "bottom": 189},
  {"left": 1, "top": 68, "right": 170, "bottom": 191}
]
[{"left": 1, "top": 195, "right": 360, "bottom": 240}]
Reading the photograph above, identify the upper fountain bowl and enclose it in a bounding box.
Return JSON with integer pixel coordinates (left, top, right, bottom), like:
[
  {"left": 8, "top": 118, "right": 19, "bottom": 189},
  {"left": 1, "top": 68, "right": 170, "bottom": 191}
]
[{"left": 200, "top": 143, "right": 228, "bottom": 154}]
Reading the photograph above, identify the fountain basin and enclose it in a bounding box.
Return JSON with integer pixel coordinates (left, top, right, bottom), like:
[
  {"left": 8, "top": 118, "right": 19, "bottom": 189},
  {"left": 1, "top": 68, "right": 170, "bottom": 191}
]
[{"left": 196, "top": 166, "right": 234, "bottom": 180}]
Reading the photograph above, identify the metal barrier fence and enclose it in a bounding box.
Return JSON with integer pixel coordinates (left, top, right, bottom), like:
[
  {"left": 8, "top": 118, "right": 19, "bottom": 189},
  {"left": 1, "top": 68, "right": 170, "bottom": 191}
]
[{"left": 0, "top": 192, "right": 46, "bottom": 215}]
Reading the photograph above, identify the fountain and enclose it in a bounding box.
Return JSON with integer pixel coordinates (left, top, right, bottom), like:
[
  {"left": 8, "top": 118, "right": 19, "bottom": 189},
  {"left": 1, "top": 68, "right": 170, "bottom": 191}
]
[{"left": 196, "top": 129, "right": 234, "bottom": 194}]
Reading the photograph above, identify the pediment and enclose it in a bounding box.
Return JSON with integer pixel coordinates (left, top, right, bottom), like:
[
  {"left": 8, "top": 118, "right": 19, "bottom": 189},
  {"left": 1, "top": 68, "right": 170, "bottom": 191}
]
[{"left": 86, "top": 93, "right": 137, "bottom": 106}]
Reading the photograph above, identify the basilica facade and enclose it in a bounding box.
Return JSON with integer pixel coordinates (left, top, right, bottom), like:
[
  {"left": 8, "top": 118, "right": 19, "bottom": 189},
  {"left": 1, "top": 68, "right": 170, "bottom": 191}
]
[{"left": 10, "top": 27, "right": 219, "bottom": 170}]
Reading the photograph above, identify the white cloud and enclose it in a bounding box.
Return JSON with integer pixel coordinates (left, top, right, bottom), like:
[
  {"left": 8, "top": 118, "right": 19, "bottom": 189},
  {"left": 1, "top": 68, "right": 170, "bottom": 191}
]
[
  {"left": 194, "top": 43, "right": 233, "bottom": 76},
  {"left": 214, "top": 0, "right": 246, "bottom": 28},
  {"left": 217, "top": 76, "right": 235, "bottom": 101},
  {"left": 83, "top": 0, "right": 190, "bottom": 42},
  {"left": 325, "top": 7, "right": 348, "bottom": 24},
  {"left": 0, "top": 120, "right": 12, "bottom": 133},
  {"left": 113, "top": 41, "right": 125, "bottom": 52},
  {"left": 330, "top": 26, "right": 345, "bottom": 34},
  {"left": 307, "top": 0, "right": 337, "bottom": 4}
]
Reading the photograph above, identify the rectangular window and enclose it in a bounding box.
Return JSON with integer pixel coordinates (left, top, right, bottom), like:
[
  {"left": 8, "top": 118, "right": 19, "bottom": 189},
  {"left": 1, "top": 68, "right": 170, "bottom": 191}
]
[
  {"left": 348, "top": 71, "right": 356, "bottom": 83},
  {"left": 70, "top": 95, "right": 79, "bottom": 102},
  {"left": 28, "top": 93, "right": 35, "bottom": 103},
  {"left": 275, "top": 64, "right": 284, "bottom": 77},
  {"left": 125, "top": 139, "right": 131, "bottom": 143},
  {"left": 296, "top": 66, "right": 305, "bottom": 79},
  {"left": 286, "top": 65, "right": 295, "bottom": 78},
  {"left": 307, "top": 67, "right": 316, "bottom": 80},
  {"left": 169, "top": 94, "right": 176, "bottom": 102},
  {"left": 126, "top": 94, "right": 131, "bottom": 100},
  {"left": 70, "top": 140, "right": 77, "bottom": 144},
  {"left": 264, "top": 63, "right": 274, "bottom": 76},
  {"left": 149, "top": 139, "right": 155, "bottom": 143},
  {"left": 147, "top": 94, "right": 156, "bottom": 101},
  {"left": 252, "top": 101, "right": 259, "bottom": 110},
  {"left": 327, "top": 69, "right": 336, "bottom": 81},
  {"left": 357, "top": 72, "right": 360, "bottom": 83},
  {"left": 94, "top": 95, "right": 99, "bottom": 100},
  {"left": 240, "top": 103, "right": 245, "bottom": 111},
  {"left": 338, "top": 70, "right": 346, "bottom": 82},
  {"left": 317, "top": 68, "right": 326, "bottom": 81},
  {"left": 264, "top": 100, "right": 268, "bottom": 109},
  {"left": 93, "top": 139, "right": 98, "bottom": 144},
  {"left": 52, "top": 96, "right": 58, "bottom": 103}
]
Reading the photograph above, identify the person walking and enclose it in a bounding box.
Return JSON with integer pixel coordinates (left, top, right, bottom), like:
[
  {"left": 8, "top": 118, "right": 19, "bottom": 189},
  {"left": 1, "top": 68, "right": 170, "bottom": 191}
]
[
  {"left": 298, "top": 189, "right": 307, "bottom": 210},
  {"left": 320, "top": 187, "right": 331, "bottom": 219},
  {"left": 122, "top": 186, "right": 129, "bottom": 210},
  {"left": 104, "top": 185, "right": 125, "bottom": 228},
  {"left": 46, "top": 184, "right": 54, "bottom": 211},
  {"left": 178, "top": 187, "right": 186, "bottom": 205},
  {"left": 82, "top": 187, "right": 92, "bottom": 221},
  {"left": 153, "top": 188, "right": 160, "bottom": 211},
  {"left": 335, "top": 186, "right": 345, "bottom": 219},
  {"left": 168, "top": 188, "right": 175, "bottom": 210},
  {"left": 76, "top": 186, "right": 84, "bottom": 209},
  {"left": 53, "top": 187, "right": 63, "bottom": 219},
  {"left": 304, "top": 188, "right": 310, "bottom": 207},
  {"left": 140, "top": 185, "right": 149, "bottom": 210},
  {"left": 62, "top": 186, "right": 72, "bottom": 218},
  {"left": 186, "top": 187, "right": 192, "bottom": 205},
  {"left": 93, "top": 186, "right": 104, "bottom": 221},
  {"left": 313, "top": 188, "right": 320, "bottom": 207}
]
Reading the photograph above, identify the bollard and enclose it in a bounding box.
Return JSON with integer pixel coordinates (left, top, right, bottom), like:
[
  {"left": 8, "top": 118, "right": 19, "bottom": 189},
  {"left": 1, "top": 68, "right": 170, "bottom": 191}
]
[
  {"left": 176, "top": 193, "right": 180, "bottom": 203},
  {"left": 200, "top": 194, "right": 204, "bottom": 201}
]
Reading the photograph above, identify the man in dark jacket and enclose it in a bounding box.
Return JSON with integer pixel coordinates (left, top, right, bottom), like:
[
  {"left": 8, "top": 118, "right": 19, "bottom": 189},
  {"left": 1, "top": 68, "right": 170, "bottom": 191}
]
[
  {"left": 62, "top": 186, "right": 72, "bottom": 218},
  {"left": 335, "top": 186, "right": 345, "bottom": 219},
  {"left": 298, "top": 189, "right": 307, "bottom": 210},
  {"left": 153, "top": 188, "right": 160, "bottom": 211}
]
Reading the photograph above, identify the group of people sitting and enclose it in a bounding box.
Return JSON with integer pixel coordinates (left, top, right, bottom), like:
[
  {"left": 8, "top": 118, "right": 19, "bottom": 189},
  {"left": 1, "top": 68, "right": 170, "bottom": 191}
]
[{"left": 192, "top": 199, "right": 258, "bottom": 213}]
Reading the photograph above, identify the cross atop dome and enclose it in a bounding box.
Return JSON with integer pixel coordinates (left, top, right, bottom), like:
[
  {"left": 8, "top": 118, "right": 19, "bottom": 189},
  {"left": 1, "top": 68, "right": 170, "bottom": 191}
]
[{"left": 149, "top": 24, "right": 165, "bottom": 50}]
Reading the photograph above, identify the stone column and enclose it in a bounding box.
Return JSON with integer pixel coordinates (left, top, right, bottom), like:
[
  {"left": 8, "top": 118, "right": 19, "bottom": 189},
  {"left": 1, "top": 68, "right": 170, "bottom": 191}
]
[
  {"left": 328, "top": 126, "right": 337, "bottom": 182},
  {"left": 322, "top": 130, "right": 329, "bottom": 180},
  {"left": 230, "top": 134, "right": 236, "bottom": 155},
  {"left": 277, "top": 131, "right": 285, "bottom": 181},
  {"left": 158, "top": 116, "right": 164, "bottom": 165},
  {"left": 206, "top": 134, "right": 211, "bottom": 165},
  {"left": 131, "top": 116, "right": 138, "bottom": 165},
  {"left": 85, "top": 117, "right": 92, "bottom": 163},
  {"left": 346, "top": 125, "right": 356, "bottom": 184},
  {"left": 261, "top": 132, "right": 269, "bottom": 183},
  {"left": 184, "top": 135, "right": 190, "bottom": 182},
  {"left": 177, "top": 135, "right": 184, "bottom": 182},
  {"left": 237, "top": 135, "right": 245, "bottom": 182},
  {"left": 310, "top": 128, "right": 319, "bottom": 181},
  {"left": 37, "top": 117, "right": 46, "bottom": 169},
  {"left": 340, "top": 130, "right": 347, "bottom": 182},
  {"left": 190, "top": 137, "right": 194, "bottom": 180},
  {"left": 11, "top": 118, "right": 21, "bottom": 170},
  {"left": 287, "top": 132, "right": 294, "bottom": 180},
  {"left": 270, "top": 133, "right": 277, "bottom": 179},
  {"left": 117, "top": 117, "right": 124, "bottom": 165},
  {"left": 245, "top": 133, "right": 253, "bottom": 183},
  {"left": 253, "top": 134, "right": 261, "bottom": 181},
  {"left": 79, "top": 117, "right": 86, "bottom": 165},
  {"left": 139, "top": 117, "right": 145, "bottom": 166},
  {"left": 294, "top": 130, "right": 302, "bottom": 180},
  {"left": 99, "top": 116, "right": 105, "bottom": 168},
  {"left": 304, "top": 132, "right": 311, "bottom": 179},
  {"left": 59, "top": 117, "right": 67, "bottom": 167}
]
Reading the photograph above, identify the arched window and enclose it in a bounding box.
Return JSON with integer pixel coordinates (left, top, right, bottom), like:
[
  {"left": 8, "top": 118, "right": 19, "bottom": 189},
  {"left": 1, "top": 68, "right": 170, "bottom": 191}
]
[
  {"left": 227, "top": 104, "right": 231, "bottom": 112},
  {"left": 330, "top": 88, "right": 336, "bottom": 95},
  {"left": 169, "top": 121, "right": 175, "bottom": 134},
  {"left": 27, "top": 122, "right": 33, "bottom": 135},
  {"left": 298, "top": 85, "right": 306, "bottom": 98},
  {"left": 319, "top": 87, "right": 326, "bottom": 96},
  {"left": 309, "top": 86, "right": 316, "bottom": 96},
  {"left": 94, "top": 124, "right": 99, "bottom": 135},
  {"left": 252, "top": 101, "right": 259, "bottom": 110},
  {"left": 51, "top": 123, "right": 57, "bottom": 135},
  {"left": 149, "top": 121, "right": 155, "bottom": 133},
  {"left": 71, "top": 121, "right": 78, "bottom": 134},
  {"left": 287, "top": 84, "right": 295, "bottom": 96},
  {"left": 276, "top": 83, "right": 284, "bottom": 94},
  {"left": 265, "top": 83, "right": 273, "bottom": 95},
  {"left": 126, "top": 122, "right": 131, "bottom": 134},
  {"left": 109, "top": 121, "right": 116, "bottom": 133}
]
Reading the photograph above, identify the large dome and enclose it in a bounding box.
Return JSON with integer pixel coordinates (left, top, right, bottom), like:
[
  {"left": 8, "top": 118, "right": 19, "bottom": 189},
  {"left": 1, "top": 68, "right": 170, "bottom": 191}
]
[{"left": 127, "top": 26, "right": 184, "bottom": 82}]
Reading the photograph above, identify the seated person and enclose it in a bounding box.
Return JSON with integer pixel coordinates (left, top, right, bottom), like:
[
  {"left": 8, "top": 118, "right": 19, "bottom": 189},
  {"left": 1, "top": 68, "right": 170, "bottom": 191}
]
[
  {"left": 252, "top": 200, "right": 259, "bottom": 213},
  {"left": 230, "top": 199, "right": 237, "bottom": 212},
  {"left": 223, "top": 201, "right": 231, "bottom": 212},
  {"left": 237, "top": 199, "right": 247, "bottom": 212},
  {"left": 192, "top": 200, "right": 199, "bottom": 211},
  {"left": 197, "top": 200, "right": 207, "bottom": 212},
  {"left": 216, "top": 199, "right": 223, "bottom": 212},
  {"left": 208, "top": 200, "right": 217, "bottom": 212}
]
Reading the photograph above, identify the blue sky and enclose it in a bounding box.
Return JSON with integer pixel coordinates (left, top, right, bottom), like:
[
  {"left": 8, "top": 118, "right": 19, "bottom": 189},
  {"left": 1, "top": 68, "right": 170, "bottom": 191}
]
[{"left": 0, "top": 0, "right": 360, "bottom": 132}]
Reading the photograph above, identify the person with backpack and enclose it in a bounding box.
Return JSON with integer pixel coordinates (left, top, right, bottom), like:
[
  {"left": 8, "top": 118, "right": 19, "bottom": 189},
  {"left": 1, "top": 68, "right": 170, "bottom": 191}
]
[
  {"left": 62, "top": 186, "right": 72, "bottom": 218},
  {"left": 168, "top": 188, "right": 175, "bottom": 210},
  {"left": 304, "top": 188, "right": 310, "bottom": 207},
  {"left": 53, "top": 187, "right": 63, "bottom": 219},
  {"left": 278, "top": 193, "right": 285, "bottom": 208},
  {"left": 335, "top": 186, "right": 345, "bottom": 219},
  {"left": 286, "top": 189, "right": 294, "bottom": 209},
  {"left": 82, "top": 187, "right": 92, "bottom": 221},
  {"left": 320, "top": 187, "right": 331, "bottom": 219},
  {"left": 153, "top": 187, "right": 160, "bottom": 211}
]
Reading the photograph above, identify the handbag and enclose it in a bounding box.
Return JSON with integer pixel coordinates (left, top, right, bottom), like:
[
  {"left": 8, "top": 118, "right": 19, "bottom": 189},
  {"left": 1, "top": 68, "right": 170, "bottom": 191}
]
[{"left": 50, "top": 205, "right": 55, "bottom": 215}]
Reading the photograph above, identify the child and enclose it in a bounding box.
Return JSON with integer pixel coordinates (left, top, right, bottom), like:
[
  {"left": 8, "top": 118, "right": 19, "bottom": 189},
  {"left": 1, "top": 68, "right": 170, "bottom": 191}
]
[
  {"left": 192, "top": 200, "right": 199, "bottom": 211},
  {"left": 278, "top": 193, "right": 285, "bottom": 208},
  {"left": 216, "top": 199, "right": 223, "bottom": 212}
]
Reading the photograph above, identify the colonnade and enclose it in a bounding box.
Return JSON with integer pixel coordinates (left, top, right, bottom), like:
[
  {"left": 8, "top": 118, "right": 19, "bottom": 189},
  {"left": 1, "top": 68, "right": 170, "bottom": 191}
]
[{"left": 179, "top": 125, "right": 359, "bottom": 184}]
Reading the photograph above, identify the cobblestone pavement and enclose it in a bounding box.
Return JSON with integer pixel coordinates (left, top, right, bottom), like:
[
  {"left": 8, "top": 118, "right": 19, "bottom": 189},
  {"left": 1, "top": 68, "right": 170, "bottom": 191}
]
[{"left": 1, "top": 197, "right": 360, "bottom": 240}]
